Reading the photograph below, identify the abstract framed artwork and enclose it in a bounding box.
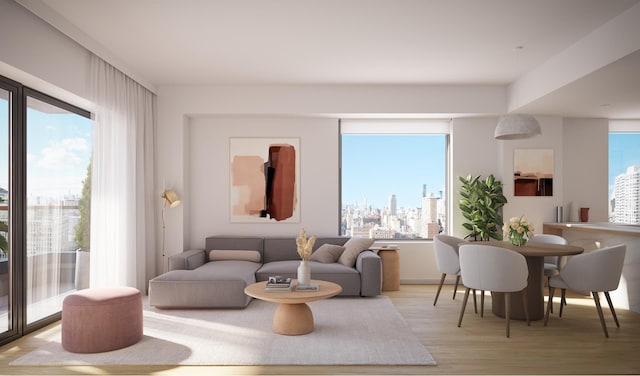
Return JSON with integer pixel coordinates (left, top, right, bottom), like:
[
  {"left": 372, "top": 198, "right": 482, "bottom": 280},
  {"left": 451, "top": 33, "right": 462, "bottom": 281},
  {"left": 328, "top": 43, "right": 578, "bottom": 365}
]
[
  {"left": 229, "top": 137, "right": 300, "bottom": 223},
  {"left": 513, "top": 148, "right": 554, "bottom": 196}
]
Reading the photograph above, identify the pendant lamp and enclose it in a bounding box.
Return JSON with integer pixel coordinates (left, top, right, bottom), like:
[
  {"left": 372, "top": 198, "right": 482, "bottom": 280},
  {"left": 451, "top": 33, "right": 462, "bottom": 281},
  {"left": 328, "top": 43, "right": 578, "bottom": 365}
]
[{"left": 494, "top": 114, "right": 541, "bottom": 140}]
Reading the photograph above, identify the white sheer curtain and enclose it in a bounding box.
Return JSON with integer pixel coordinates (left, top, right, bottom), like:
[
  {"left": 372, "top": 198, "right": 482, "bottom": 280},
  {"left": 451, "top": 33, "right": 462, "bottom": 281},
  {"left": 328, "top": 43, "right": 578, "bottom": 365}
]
[{"left": 89, "top": 55, "right": 156, "bottom": 291}]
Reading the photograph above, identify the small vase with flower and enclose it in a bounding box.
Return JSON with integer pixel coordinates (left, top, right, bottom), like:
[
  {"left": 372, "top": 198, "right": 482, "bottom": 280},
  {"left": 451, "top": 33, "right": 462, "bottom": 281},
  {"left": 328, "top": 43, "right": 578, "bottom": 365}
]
[{"left": 503, "top": 216, "right": 534, "bottom": 246}]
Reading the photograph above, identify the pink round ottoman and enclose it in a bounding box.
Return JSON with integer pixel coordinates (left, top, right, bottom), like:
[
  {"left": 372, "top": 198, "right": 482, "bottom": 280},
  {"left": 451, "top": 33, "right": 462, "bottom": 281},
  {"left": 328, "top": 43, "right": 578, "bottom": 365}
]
[{"left": 62, "top": 287, "right": 143, "bottom": 353}]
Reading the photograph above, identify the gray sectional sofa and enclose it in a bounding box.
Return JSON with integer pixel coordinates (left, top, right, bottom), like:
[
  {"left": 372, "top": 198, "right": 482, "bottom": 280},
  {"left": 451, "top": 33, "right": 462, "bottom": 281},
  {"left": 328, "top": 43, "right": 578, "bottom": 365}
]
[{"left": 148, "top": 235, "right": 382, "bottom": 308}]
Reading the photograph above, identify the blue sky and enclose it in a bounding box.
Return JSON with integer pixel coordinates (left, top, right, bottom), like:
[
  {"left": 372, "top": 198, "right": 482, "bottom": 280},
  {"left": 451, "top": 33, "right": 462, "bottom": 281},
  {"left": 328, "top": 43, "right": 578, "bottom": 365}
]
[
  {"left": 0, "top": 97, "right": 92, "bottom": 199},
  {"left": 341, "top": 134, "right": 446, "bottom": 209}
]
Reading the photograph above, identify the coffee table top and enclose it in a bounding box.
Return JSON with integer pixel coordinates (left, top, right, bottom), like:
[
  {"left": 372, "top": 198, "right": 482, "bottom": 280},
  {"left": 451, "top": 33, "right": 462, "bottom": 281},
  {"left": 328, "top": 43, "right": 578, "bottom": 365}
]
[{"left": 244, "top": 279, "right": 342, "bottom": 304}]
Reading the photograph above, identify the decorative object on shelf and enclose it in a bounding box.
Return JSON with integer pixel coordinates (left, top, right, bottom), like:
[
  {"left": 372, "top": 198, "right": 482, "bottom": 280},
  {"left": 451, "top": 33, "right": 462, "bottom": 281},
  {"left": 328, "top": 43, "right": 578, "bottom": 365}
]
[
  {"left": 296, "top": 228, "right": 316, "bottom": 285},
  {"left": 459, "top": 174, "right": 507, "bottom": 241},
  {"left": 494, "top": 114, "right": 542, "bottom": 140},
  {"left": 504, "top": 216, "right": 534, "bottom": 246},
  {"left": 580, "top": 207, "right": 590, "bottom": 222}
]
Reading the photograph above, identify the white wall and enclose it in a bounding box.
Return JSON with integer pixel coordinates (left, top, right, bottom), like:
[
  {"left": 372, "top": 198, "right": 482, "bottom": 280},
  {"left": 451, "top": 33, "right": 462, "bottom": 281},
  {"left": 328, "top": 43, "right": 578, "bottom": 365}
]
[
  {"left": 562, "top": 118, "right": 609, "bottom": 222},
  {"left": 500, "top": 116, "right": 565, "bottom": 234},
  {"left": 186, "top": 116, "right": 340, "bottom": 249},
  {"left": 0, "top": 0, "right": 92, "bottom": 110}
]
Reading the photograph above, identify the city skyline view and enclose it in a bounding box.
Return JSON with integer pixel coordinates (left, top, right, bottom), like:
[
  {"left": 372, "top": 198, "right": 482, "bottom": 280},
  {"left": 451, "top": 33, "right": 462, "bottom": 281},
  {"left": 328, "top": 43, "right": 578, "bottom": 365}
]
[
  {"left": 341, "top": 134, "right": 446, "bottom": 209},
  {"left": 609, "top": 133, "right": 640, "bottom": 197}
]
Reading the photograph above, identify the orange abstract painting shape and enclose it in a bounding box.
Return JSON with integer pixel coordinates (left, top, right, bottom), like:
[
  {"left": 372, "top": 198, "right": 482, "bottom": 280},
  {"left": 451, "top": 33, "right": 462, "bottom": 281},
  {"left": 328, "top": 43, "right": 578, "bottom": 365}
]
[{"left": 231, "top": 155, "right": 266, "bottom": 216}]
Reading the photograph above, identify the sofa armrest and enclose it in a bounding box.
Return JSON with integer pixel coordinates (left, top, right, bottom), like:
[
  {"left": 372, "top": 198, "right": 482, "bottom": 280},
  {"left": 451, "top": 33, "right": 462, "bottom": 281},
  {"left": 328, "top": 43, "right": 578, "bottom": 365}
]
[
  {"left": 355, "top": 250, "right": 382, "bottom": 297},
  {"left": 168, "top": 249, "right": 206, "bottom": 271}
]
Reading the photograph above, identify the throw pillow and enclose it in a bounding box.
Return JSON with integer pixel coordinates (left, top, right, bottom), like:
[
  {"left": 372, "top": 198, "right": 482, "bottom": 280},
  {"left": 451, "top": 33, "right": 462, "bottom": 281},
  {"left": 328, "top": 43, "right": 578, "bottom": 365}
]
[
  {"left": 208, "top": 250, "right": 261, "bottom": 263},
  {"left": 338, "top": 237, "right": 374, "bottom": 267},
  {"left": 309, "top": 244, "right": 346, "bottom": 263}
]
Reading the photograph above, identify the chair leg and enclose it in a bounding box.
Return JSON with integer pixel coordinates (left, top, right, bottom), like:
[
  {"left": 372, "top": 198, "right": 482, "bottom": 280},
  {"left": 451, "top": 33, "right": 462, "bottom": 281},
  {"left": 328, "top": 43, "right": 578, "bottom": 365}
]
[
  {"left": 472, "top": 289, "right": 478, "bottom": 314},
  {"left": 453, "top": 274, "right": 460, "bottom": 299},
  {"left": 433, "top": 273, "right": 446, "bottom": 306},
  {"left": 559, "top": 289, "right": 566, "bottom": 317},
  {"left": 604, "top": 291, "right": 620, "bottom": 328},
  {"left": 544, "top": 286, "right": 555, "bottom": 326},
  {"left": 522, "top": 288, "right": 530, "bottom": 326},
  {"left": 547, "top": 277, "right": 553, "bottom": 314},
  {"left": 592, "top": 291, "right": 609, "bottom": 338},
  {"left": 505, "top": 292, "right": 511, "bottom": 338},
  {"left": 480, "top": 291, "right": 485, "bottom": 318},
  {"left": 458, "top": 287, "right": 471, "bottom": 328}
]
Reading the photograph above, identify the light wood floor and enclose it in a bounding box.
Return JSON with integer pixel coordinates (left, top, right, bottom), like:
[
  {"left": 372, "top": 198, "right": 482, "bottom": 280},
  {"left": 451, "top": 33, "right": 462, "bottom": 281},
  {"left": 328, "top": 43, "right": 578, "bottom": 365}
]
[{"left": 1, "top": 284, "right": 639, "bottom": 375}]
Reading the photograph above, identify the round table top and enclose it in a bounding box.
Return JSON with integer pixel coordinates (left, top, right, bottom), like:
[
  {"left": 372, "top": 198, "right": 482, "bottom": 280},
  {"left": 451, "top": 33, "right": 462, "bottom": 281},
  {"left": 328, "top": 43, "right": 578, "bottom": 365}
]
[
  {"left": 244, "top": 279, "right": 342, "bottom": 304},
  {"left": 479, "top": 239, "right": 584, "bottom": 257}
]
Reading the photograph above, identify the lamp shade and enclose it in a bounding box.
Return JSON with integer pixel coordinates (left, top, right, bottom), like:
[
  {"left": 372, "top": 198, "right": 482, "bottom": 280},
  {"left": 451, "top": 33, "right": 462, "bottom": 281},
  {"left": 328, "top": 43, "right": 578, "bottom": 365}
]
[
  {"left": 162, "top": 189, "right": 181, "bottom": 208},
  {"left": 494, "top": 114, "right": 541, "bottom": 140}
]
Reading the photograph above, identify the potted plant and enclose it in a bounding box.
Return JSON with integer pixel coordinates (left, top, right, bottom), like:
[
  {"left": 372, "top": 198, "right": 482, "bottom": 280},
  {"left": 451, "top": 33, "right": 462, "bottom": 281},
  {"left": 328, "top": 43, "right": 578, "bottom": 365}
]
[{"left": 458, "top": 174, "right": 507, "bottom": 241}]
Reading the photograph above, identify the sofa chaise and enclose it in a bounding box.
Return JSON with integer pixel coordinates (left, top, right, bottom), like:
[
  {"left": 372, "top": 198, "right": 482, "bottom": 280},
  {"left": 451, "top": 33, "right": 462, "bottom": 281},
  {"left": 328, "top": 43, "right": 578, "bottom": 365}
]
[{"left": 148, "top": 235, "right": 382, "bottom": 308}]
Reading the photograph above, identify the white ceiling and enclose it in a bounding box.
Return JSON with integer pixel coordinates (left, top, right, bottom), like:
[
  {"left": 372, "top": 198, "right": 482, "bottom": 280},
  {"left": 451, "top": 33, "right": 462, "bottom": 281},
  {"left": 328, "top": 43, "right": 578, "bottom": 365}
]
[{"left": 17, "top": 0, "right": 640, "bottom": 119}]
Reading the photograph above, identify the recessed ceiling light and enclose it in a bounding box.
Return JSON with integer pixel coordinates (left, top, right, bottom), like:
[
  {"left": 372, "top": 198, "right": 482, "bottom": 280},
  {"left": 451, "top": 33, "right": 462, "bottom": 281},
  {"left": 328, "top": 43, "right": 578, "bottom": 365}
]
[{"left": 600, "top": 103, "right": 611, "bottom": 108}]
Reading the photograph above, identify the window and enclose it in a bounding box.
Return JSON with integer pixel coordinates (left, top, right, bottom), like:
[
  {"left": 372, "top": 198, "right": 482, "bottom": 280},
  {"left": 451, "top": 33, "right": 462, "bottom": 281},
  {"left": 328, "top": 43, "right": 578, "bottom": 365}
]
[
  {"left": 609, "top": 121, "right": 640, "bottom": 225},
  {"left": 25, "top": 90, "right": 92, "bottom": 325},
  {"left": 340, "top": 119, "right": 449, "bottom": 239},
  {"left": 0, "top": 75, "right": 92, "bottom": 345}
]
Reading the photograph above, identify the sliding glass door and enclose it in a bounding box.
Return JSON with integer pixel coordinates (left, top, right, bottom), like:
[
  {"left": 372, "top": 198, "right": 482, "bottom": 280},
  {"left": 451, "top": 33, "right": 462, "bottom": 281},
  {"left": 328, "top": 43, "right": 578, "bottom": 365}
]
[{"left": 25, "top": 90, "right": 92, "bottom": 325}]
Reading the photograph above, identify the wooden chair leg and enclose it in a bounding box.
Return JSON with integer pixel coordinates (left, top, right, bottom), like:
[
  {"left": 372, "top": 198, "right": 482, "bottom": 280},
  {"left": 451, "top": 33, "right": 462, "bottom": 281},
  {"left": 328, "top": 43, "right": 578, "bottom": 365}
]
[
  {"left": 458, "top": 287, "right": 471, "bottom": 328},
  {"left": 522, "top": 288, "right": 530, "bottom": 326},
  {"left": 559, "top": 289, "right": 566, "bottom": 317},
  {"left": 453, "top": 274, "right": 461, "bottom": 299},
  {"left": 604, "top": 291, "right": 620, "bottom": 328},
  {"left": 547, "top": 277, "right": 553, "bottom": 313},
  {"left": 433, "top": 273, "right": 446, "bottom": 306},
  {"left": 592, "top": 291, "right": 609, "bottom": 338},
  {"left": 472, "top": 289, "right": 478, "bottom": 314},
  {"left": 505, "top": 292, "right": 511, "bottom": 338},
  {"left": 480, "top": 291, "right": 485, "bottom": 318},
  {"left": 544, "top": 286, "right": 555, "bottom": 326}
]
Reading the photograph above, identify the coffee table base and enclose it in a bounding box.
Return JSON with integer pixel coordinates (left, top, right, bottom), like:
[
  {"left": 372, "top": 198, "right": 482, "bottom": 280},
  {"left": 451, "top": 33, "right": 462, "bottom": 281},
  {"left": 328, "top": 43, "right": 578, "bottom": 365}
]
[{"left": 273, "top": 303, "right": 314, "bottom": 335}]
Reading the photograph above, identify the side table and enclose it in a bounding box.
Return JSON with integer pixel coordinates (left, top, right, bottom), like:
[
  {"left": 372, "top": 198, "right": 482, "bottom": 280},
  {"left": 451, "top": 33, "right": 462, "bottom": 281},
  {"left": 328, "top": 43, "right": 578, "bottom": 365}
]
[{"left": 370, "top": 246, "right": 400, "bottom": 291}]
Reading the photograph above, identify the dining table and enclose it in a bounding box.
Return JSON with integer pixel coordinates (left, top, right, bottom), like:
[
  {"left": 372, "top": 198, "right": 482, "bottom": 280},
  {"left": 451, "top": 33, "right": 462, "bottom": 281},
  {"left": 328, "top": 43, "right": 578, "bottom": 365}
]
[{"left": 483, "top": 239, "right": 584, "bottom": 321}]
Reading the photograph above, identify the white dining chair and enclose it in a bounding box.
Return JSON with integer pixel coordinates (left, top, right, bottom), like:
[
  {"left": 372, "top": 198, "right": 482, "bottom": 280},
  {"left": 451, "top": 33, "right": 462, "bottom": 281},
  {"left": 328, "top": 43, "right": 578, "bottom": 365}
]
[
  {"left": 433, "top": 235, "right": 464, "bottom": 305},
  {"left": 433, "top": 235, "right": 479, "bottom": 314},
  {"left": 458, "top": 244, "right": 530, "bottom": 338},
  {"left": 544, "top": 244, "right": 626, "bottom": 337},
  {"left": 528, "top": 233, "right": 568, "bottom": 312}
]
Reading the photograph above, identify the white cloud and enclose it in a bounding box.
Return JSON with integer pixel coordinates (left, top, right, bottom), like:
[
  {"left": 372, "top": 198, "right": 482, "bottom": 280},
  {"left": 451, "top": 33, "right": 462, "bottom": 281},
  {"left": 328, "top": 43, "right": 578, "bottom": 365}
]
[{"left": 36, "top": 138, "right": 89, "bottom": 169}]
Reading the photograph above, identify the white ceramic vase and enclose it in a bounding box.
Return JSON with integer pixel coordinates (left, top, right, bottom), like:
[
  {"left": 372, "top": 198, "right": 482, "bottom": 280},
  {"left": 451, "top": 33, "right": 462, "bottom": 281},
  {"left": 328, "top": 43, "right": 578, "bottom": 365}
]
[{"left": 297, "top": 260, "right": 311, "bottom": 285}]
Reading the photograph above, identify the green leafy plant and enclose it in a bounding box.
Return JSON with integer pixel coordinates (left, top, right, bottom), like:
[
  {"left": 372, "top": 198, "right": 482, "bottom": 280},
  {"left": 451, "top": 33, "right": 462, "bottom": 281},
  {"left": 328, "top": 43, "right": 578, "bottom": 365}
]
[
  {"left": 74, "top": 162, "right": 91, "bottom": 251},
  {"left": 458, "top": 174, "right": 507, "bottom": 241}
]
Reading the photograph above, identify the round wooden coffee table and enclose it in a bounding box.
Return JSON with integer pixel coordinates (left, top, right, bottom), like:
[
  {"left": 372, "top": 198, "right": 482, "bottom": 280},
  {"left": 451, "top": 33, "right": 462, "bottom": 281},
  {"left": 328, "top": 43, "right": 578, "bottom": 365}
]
[{"left": 244, "top": 279, "right": 342, "bottom": 335}]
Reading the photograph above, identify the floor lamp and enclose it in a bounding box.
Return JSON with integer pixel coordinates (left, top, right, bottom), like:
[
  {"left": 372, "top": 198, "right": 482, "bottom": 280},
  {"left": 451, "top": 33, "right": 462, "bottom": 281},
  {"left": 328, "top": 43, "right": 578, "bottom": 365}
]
[{"left": 161, "top": 189, "right": 181, "bottom": 272}]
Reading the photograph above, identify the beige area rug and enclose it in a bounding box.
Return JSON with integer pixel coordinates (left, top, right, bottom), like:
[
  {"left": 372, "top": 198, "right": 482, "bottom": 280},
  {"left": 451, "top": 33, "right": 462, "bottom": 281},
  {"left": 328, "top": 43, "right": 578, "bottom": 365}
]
[{"left": 10, "top": 296, "right": 436, "bottom": 366}]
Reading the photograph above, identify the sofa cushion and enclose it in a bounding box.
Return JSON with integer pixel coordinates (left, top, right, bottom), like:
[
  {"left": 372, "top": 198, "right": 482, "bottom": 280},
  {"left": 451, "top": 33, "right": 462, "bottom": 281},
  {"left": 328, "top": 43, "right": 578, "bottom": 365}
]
[
  {"left": 338, "top": 237, "right": 374, "bottom": 267},
  {"left": 209, "top": 249, "right": 261, "bottom": 263},
  {"left": 310, "top": 244, "right": 345, "bottom": 263}
]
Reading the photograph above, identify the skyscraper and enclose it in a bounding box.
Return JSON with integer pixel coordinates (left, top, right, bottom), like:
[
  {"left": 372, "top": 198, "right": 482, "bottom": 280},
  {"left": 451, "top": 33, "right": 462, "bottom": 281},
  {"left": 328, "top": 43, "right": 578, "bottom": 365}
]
[
  {"left": 389, "top": 194, "right": 397, "bottom": 216},
  {"left": 613, "top": 165, "right": 640, "bottom": 224}
]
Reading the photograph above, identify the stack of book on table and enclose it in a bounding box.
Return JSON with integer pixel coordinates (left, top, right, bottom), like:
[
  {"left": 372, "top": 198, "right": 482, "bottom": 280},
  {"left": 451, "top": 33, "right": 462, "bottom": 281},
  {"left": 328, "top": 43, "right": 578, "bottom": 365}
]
[
  {"left": 265, "top": 276, "right": 292, "bottom": 291},
  {"left": 295, "top": 282, "right": 319, "bottom": 291}
]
